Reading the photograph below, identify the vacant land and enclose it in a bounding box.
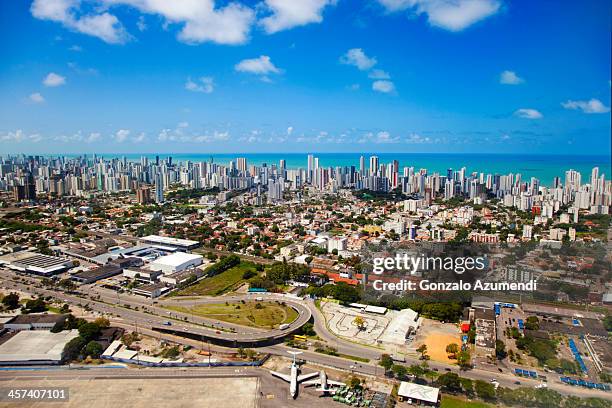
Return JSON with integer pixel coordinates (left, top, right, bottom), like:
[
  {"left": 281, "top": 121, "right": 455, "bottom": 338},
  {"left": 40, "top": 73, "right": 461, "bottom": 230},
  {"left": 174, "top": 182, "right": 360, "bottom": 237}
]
[
  {"left": 0, "top": 377, "right": 258, "bottom": 408},
  {"left": 165, "top": 301, "right": 298, "bottom": 329},
  {"left": 173, "top": 262, "right": 258, "bottom": 296},
  {"left": 441, "top": 395, "right": 494, "bottom": 408}
]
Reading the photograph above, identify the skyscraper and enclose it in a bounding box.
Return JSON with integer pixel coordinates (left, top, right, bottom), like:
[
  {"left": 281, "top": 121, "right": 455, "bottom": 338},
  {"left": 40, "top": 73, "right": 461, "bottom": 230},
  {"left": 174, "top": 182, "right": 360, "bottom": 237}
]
[{"left": 155, "top": 173, "right": 164, "bottom": 203}]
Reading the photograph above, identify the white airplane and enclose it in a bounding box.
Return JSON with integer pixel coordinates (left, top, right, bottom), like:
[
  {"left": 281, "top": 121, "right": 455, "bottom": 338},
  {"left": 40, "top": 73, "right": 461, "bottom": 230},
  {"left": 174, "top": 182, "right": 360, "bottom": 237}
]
[
  {"left": 270, "top": 351, "right": 319, "bottom": 399},
  {"left": 303, "top": 370, "right": 345, "bottom": 394}
]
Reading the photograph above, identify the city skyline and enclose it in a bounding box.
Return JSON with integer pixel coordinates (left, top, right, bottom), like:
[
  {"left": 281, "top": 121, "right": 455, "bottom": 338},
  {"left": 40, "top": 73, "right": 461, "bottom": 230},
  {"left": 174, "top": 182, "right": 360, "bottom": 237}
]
[{"left": 0, "top": 1, "right": 611, "bottom": 155}]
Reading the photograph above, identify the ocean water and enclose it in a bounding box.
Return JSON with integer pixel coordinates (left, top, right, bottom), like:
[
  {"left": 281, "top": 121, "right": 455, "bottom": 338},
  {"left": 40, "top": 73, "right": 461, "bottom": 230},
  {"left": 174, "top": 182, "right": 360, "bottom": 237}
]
[{"left": 94, "top": 153, "right": 610, "bottom": 184}]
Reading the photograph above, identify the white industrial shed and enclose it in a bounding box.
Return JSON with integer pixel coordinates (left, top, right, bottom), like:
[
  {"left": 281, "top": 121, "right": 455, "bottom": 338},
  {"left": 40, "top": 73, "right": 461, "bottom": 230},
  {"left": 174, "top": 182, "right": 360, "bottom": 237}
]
[
  {"left": 0, "top": 330, "right": 79, "bottom": 365},
  {"left": 149, "top": 252, "right": 203, "bottom": 274},
  {"left": 398, "top": 382, "right": 440, "bottom": 407}
]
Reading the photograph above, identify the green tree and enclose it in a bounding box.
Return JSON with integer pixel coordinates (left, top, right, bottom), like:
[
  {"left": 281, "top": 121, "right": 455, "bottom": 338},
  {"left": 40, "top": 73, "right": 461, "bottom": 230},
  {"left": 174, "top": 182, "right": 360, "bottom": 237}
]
[
  {"left": 392, "top": 364, "right": 407, "bottom": 379},
  {"left": 457, "top": 350, "right": 471, "bottom": 370},
  {"left": 474, "top": 380, "right": 496, "bottom": 401},
  {"left": 446, "top": 343, "right": 459, "bottom": 358},
  {"left": 407, "top": 364, "right": 425, "bottom": 380},
  {"left": 416, "top": 344, "right": 428, "bottom": 360},
  {"left": 78, "top": 322, "right": 101, "bottom": 342},
  {"left": 63, "top": 336, "right": 86, "bottom": 361},
  {"left": 495, "top": 340, "right": 507, "bottom": 360},
  {"left": 379, "top": 354, "right": 394, "bottom": 372},
  {"left": 437, "top": 372, "right": 461, "bottom": 392},
  {"left": 84, "top": 341, "right": 103, "bottom": 358},
  {"left": 94, "top": 317, "right": 110, "bottom": 328},
  {"left": 1, "top": 293, "right": 19, "bottom": 309},
  {"left": 460, "top": 378, "right": 474, "bottom": 396},
  {"left": 24, "top": 298, "right": 47, "bottom": 313}
]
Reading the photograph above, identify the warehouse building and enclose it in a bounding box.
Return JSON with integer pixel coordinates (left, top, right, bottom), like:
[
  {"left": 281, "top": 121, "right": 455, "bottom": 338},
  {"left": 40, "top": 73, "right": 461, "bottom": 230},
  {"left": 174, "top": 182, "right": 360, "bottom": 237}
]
[
  {"left": 72, "top": 264, "right": 122, "bottom": 284},
  {"left": 139, "top": 235, "right": 200, "bottom": 251},
  {"left": 149, "top": 252, "right": 203, "bottom": 275},
  {"left": 3, "top": 314, "right": 67, "bottom": 331},
  {"left": 0, "top": 251, "right": 72, "bottom": 276},
  {"left": 0, "top": 330, "right": 79, "bottom": 365},
  {"left": 160, "top": 269, "right": 204, "bottom": 286}
]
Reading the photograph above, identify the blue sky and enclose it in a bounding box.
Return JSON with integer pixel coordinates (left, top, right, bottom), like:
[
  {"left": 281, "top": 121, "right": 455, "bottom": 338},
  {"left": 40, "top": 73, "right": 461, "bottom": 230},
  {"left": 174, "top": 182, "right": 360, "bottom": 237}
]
[{"left": 0, "top": 0, "right": 610, "bottom": 155}]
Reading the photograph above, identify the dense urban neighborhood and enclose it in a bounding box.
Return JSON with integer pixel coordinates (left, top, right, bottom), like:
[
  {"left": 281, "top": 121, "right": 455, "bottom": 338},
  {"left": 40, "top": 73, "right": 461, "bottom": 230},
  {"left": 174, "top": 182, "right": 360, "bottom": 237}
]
[{"left": 0, "top": 154, "right": 610, "bottom": 407}]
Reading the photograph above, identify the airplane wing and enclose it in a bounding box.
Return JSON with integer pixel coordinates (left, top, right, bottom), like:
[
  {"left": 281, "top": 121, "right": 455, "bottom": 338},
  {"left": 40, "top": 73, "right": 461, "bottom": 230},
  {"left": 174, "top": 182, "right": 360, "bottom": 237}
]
[
  {"left": 270, "top": 371, "right": 292, "bottom": 383},
  {"left": 302, "top": 378, "right": 321, "bottom": 386},
  {"left": 327, "top": 380, "right": 345, "bottom": 387},
  {"left": 297, "top": 372, "right": 320, "bottom": 382}
]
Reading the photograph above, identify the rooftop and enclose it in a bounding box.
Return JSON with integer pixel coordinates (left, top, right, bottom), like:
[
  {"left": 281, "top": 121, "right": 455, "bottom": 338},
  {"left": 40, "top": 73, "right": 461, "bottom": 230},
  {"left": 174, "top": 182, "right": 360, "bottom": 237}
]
[
  {"left": 0, "top": 330, "right": 79, "bottom": 363},
  {"left": 141, "top": 235, "right": 199, "bottom": 247},
  {"left": 150, "top": 252, "right": 203, "bottom": 267},
  {"left": 398, "top": 382, "right": 440, "bottom": 404}
]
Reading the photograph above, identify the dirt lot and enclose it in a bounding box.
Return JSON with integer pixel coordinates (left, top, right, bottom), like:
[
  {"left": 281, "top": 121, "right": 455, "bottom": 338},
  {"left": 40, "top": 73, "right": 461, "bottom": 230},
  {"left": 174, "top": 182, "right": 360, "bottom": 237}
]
[{"left": 411, "top": 319, "right": 462, "bottom": 363}]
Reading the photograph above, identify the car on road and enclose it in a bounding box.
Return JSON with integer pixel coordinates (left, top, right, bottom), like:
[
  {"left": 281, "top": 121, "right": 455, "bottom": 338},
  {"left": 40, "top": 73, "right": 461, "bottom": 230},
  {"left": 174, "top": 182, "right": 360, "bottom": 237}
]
[
  {"left": 445, "top": 368, "right": 452, "bottom": 372},
  {"left": 163, "top": 321, "right": 172, "bottom": 326},
  {"left": 514, "top": 381, "right": 521, "bottom": 385}
]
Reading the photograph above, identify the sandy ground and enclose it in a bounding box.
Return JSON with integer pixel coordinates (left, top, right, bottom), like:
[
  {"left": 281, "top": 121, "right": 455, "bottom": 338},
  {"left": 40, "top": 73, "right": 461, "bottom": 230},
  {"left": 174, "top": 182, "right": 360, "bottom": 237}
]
[
  {"left": 411, "top": 319, "right": 462, "bottom": 363},
  {"left": 0, "top": 377, "right": 258, "bottom": 408}
]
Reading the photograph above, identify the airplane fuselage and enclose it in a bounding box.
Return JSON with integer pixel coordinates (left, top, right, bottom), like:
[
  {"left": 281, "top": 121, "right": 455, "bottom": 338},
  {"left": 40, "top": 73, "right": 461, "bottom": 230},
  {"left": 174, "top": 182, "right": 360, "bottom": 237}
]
[{"left": 290, "top": 364, "right": 299, "bottom": 398}]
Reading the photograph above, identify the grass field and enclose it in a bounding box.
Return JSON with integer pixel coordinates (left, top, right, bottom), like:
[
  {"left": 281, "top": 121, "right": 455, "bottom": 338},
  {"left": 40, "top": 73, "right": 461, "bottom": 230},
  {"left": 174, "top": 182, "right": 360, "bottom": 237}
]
[
  {"left": 172, "top": 262, "right": 258, "bottom": 296},
  {"left": 164, "top": 301, "right": 298, "bottom": 329},
  {"left": 441, "top": 395, "right": 495, "bottom": 408}
]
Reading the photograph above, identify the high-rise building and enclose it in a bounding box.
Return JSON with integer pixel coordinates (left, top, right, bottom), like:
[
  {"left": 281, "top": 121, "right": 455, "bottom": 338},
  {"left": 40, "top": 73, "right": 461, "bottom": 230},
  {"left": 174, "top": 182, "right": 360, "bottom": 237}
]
[
  {"left": 136, "top": 186, "right": 152, "bottom": 204},
  {"left": 155, "top": 173, "right": 164, "bottom": 203}
]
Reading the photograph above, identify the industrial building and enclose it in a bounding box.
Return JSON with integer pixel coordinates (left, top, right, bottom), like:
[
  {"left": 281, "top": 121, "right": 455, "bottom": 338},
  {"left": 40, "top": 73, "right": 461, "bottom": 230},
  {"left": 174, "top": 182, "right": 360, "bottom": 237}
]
[
  {"left": 3, "top": 314, "right": 67, "bottom": 331},
  {"left": 149, "top": 252, "right": 203, "bottom": 275},
  {"left": 397, "top": 382, "right": 440, "bottom": 407},
  {"left": 123, "top": 266, "right": 163, "bottom": 283},
  {"left": 0, "top": 251, "right": 73, "bottom": 276},
  {"left": 72, "top": 264, "right": 122, "bottom": 284},
  {"left": 132, "top": 282, "right": 169, "bottom": 298},
  {"left": 0, "top": 330, "right": 79, "bottom": 365},
  {"left": 159, "top": 269, "right": 204, "bottom": 286},
  {"left": 139, "top": 235, "right": 200, "bottom": 251}
]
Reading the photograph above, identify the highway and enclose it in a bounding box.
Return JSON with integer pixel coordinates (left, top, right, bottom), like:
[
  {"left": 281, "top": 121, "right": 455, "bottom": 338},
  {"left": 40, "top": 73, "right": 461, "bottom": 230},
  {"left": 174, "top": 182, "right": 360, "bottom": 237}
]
[{"left": 1, "top": 269, "right": 610, "bottom": 402}]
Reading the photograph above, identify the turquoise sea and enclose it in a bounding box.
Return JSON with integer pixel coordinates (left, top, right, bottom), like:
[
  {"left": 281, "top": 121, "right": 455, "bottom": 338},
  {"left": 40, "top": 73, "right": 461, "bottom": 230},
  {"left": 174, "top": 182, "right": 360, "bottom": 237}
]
[{"left": 88, "top": 153, "right": 610, "bottom": 184}]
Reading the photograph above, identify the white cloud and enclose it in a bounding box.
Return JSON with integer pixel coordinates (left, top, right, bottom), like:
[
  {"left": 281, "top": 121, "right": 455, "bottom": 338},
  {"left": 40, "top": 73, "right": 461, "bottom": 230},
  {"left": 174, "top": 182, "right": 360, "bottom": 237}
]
[
  {"left": 102, "top": 0, "right": 255, "bottom": 45},
  {"left": 235, "top": 55, "right": 281, "bottom": 75},
  {"left": 32, "top": 0, "right": 256, "bottom": 45},
  {"left": 31, "top": 0, "right": 130, "bottom": 44},
  {"left": 136, "top": 15, "right": 147, "bottom": 31},
  {"left": 347, "top": 83, "right": 360, "bottom": 91},
  {"left": 0, "top": 129, "right": 42, "bottom": 143},
  {"left": 260, "top": 0, "right": 335, "bottom": 34},
  {"left": 369, "top": 69, "right": 391, "bottom": 79},
  {"left": 86, "top": 132, "right": 101, "bottom": 143},
  {"left": 340, "top": 48, "right": 377, "bottom": 71},
  {"left": 405, "top": 133, "right": 432, "bottom": 143},
  {"left": 514, "top": 108, "right": 543, "bottom": 119},
  {"left": 114, "top": 129, "right": 130, "bottom": 142},
  {"left": 377, "top": 0, "right": 501, "bottom": 32},
  {"left": 185, "top": 77, "right": 214, "bottom": 93},
  {"left": 287, "top": 126, "right": 293, "bottom": 136},
  {"left": 69, "top": 44, "right": 82, "bottom": 51},
  {"left": 500, "top": 70, "right": 524, "bottom": 85},
  {"left": 133, "top": 132, "right": 146, "bottom": 143},
  {"left": 372, "top": 80, "right": 395, "bottom": 93},
  {"left": 43, "top": 72, "right": 66, "bottom": 87},
  {"left": 29, "top": 93, "right": 45, "bottom": 103},
  {"left": 375, "top": 131, "right": 399, "bottom": 143},
  {"left": 561, "top": 98, "right": 610, "bottom": 114}
]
